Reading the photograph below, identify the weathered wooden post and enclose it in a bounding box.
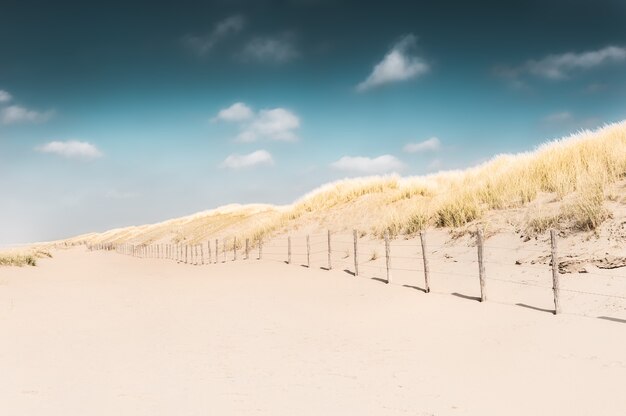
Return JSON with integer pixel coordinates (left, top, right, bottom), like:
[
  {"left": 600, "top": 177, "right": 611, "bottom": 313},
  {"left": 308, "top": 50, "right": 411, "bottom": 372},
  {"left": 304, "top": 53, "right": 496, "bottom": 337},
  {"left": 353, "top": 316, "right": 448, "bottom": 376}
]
[
  {"left": 353, "top": 229, "right": 359, "bottom": 276},
  {"left": 477, "top": 229, "right": 486, "bottom": 302},
  {"left": 185, "top": 245, "right": 189, "bottom": 264},
  {"left": 259, "top": 239, "right": 263, "bottom": 260},
  {"left": 200, "top": 244, "right": 204, "bottom": 265},
  {"left": 223, "top": 238, "right": 226, "bottom": 263},
  {"left": 306, "top": 235, "right": 310, "bottom": 268},
  {"left": 550, "top": 229, "right": 561, "bottom": 315},
  {"left": 327, "top": 229, "right": 332, "bottom": 270},
  {"left": 233, "top": 237, "right": 237, "bottom": 261},
  {"left": 384, "top": 230, "right": 391, "bottom": 284},
  {"left": 419, "top": 231, "right": 430, "bottom": 293},
  {"left": 207, "top": 241, "right": 211, "bottom": 264},
  {"left": 215, "top": 239, "right": 218, "bottom": 264},
  {"left": 287, "top": 236, "right": 292, "bottom": 264},
  {"left": 245, "top": 238, "right": 249, "bottom": 260}
]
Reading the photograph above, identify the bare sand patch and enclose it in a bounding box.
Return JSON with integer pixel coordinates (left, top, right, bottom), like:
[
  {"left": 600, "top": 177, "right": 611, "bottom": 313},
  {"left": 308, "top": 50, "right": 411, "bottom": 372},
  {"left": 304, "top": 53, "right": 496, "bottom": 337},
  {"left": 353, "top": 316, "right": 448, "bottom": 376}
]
[{"left": 1, "top": 248, "right": 625, "bottom": 415}]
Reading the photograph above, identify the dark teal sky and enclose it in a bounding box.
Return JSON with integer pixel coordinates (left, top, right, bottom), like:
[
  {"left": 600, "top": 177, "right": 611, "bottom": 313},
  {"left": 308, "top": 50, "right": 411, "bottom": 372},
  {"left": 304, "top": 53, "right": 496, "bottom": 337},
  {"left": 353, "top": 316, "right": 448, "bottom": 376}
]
[{"left": 1, "top": 0, "right": 626, "bottom": 244}]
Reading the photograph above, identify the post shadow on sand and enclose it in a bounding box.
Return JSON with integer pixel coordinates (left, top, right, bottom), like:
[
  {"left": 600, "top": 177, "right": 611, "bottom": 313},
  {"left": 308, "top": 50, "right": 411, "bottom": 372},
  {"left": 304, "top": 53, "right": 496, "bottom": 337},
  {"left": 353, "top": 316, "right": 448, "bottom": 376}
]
[
  {"left": 343, "top": 269, "right": 355, "bottom": 276},
  {"left": 402, "top": 284, "right": 428, "bottom": 293},
  {"left": 597, "top": 316, "right": 626, "bottom": 324},
  {"left": 516, "top": 303, "right": 555, "bottom": 314},
  {"left": 371, "top": 277, "right": 388, "bottom": 284},
  {"left": 451, "top": 292, "right": 481, "bottom": 302}
]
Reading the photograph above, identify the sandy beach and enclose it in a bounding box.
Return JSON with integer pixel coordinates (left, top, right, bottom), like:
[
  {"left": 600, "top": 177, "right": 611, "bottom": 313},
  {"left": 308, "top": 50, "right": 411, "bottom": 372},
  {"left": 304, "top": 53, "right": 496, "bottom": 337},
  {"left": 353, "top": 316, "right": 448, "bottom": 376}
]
[{"left": 1, "top": 247, "right": 625, "bottom": 415}]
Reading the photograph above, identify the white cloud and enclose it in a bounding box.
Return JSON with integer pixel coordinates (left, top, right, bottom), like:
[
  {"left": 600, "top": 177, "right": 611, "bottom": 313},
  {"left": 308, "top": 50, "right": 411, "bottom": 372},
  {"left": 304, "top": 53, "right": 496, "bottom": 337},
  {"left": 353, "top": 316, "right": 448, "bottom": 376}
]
[
  {"left": 215, "top": 103, "right": 301, "bottom": 142},
  {"left": 497, "top": 45, "right": 626, "bottom": 81},
  {"left": 36, "top": 141, "right": 103, "bottom": 160},
  {"left": 543, "top": 111, "right": 573, "bottom": 123},
  {"left": 183, "top": 15, "right": 246, "bottom": 56},
  {"left": 239, "top": 108, "right": 300, "bottom": 142},
  {"left": 0, "top": 90, "right": 12, "bottom": 103},
  {"left": 1, "top": 105, "right": 53, "bottom": 124},
  {"left": 331, "top": 155, "right": 405, "bottom": 174},
  {"left": 240, "top": 33, "right": 299, "bottom": 63},
  {"left": 403, "top": 137, "right": 441, "bottom": 153},
  {"left": 220, "top": 150, "right": 274, "bottom": 169},
  {"left": 213, "top": 102, "right": 254, "bottom": 122},
  {"left": 357, "top": 34, "right": 429, "bottom": 92}
]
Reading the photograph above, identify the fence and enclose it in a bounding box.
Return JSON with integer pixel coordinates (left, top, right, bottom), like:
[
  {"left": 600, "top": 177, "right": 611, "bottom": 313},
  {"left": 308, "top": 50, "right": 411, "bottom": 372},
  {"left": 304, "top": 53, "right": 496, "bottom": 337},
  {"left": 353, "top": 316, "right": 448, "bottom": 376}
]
[{"left": 87, "top": 229, "right": 626, "bottom": 322}]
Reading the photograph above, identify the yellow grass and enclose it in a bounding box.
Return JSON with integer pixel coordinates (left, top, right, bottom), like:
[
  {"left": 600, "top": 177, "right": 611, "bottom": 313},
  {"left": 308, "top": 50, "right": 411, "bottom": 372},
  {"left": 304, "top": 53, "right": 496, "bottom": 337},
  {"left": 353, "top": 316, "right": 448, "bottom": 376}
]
[
  {"left": 55, "top": 120, "right": 626, "bottom": 247},
  {"left": 0, "top": 250, "right": 52, "bottom": 267}
]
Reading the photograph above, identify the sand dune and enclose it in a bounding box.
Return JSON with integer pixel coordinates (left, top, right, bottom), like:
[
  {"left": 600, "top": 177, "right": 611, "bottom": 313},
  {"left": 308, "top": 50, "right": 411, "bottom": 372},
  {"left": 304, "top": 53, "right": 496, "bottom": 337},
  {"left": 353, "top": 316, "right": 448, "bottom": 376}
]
[
  {"left": 45, "top": 121, "right": 626, "bottom": 252},
  {"left": 1, "top": 247, "right": 625, "bottom": 415}
]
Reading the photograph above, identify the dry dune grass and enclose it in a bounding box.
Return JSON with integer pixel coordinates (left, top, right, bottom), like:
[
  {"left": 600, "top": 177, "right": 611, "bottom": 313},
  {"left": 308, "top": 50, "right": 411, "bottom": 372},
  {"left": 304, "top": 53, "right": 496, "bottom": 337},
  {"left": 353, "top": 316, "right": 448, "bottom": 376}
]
[
  {"left": 55, "top": 120, "right": 626, "bottom": 247},
  {"left": 0, "top": 249, "right": 52, "bottom": 267}
]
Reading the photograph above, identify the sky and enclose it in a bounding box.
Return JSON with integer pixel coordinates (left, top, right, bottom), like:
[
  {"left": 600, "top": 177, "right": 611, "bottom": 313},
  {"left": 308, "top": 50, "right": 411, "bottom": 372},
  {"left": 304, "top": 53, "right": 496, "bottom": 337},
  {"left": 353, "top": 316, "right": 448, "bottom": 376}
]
[{"left": 1, "top": 0, "right": 626, "bottom": 244}]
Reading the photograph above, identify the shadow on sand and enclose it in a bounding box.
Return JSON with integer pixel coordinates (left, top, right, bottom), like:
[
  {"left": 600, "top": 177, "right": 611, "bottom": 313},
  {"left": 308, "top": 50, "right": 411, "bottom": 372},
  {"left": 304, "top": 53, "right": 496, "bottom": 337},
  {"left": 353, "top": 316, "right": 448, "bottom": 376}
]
[
  {"left": 516, "top": 303, "right": 554, "bottom": 314},
  {"left": 451, "top": 292, "right": 481, "bottom": 302},
  {"left": 402, "top": 284, "right": 428, "bottom": 293},
  {"left": 598, "top": 316, "right": 626, "bottom": 324}
]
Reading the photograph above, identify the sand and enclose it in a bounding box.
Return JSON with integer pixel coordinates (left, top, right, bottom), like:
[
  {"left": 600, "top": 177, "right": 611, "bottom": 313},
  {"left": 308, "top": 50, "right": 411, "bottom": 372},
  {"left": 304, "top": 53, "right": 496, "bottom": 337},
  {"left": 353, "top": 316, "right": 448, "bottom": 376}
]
[{"left": 1, "top": 246, "right": 625, "bottom": 415}]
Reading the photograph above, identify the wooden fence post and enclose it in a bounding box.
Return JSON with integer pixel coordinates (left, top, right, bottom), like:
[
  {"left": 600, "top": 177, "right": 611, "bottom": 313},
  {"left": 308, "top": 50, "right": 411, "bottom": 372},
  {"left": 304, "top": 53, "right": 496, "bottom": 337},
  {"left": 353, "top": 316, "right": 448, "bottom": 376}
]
[
  {"left": 327, "top": 229, "right": 332, "bottom": 270},
  {"left": 288, "top": 236, "right": 292, "bottom": 264},
  {"left": 185, "top": 245, "right": 189, "bottom": 264},
  {"left": 477, "top": 229, "right": 486, "bottom": 302},
  {"left": 384, "top": 230, "right": 391, "bottom": 284},
  {"left": 419, "top": 231, "right": 431, "bottom": 293},
  {"left": 353, "top": 230, "right": 359, "bottom": 276},
  {"left": 233, "top": 237, "right": 237, "bottom": 261},
  {"left": 215, "top": 239, "right": 218, "bottom": 264},
  {"left": 306, "top": 235, "right": 310, "bottom": 268},
  {"left": 245, "top": 238, "right": 249, "bottom": 260},
  {"left": 259, "top": 239, "right": 263, "bottom": 260},
  {"left": 550, "top": 229, "right": 561, "bottom": 315},
  {"left": 207, "top": 241, "right": 211, "bottom": 264}
]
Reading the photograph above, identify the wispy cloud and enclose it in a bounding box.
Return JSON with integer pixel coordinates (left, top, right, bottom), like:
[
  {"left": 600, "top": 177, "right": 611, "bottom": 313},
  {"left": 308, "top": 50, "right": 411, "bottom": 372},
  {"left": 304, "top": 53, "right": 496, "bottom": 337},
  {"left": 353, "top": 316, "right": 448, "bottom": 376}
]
[
  {"left": 183, "top": 15, "right": 246, "bottom": 56},
  {"left": 541, "top": 111, "right": 602, "bottom": 131},
  {"left": 36, "top": 140, "right": 103, "bottom": 160},
  {"left": 428, "top": 159, "right": 442, "bottom": 170},
  {"left": 213, "top": 102, "right": 254, "bottom": 122},
  {"left": 239, "top": 33, "right": 299, "bottom": 64},
  {"left": 543, "top": 111, "right": 573, "bottom": 123},
  {"left": 583, "top": 83, "right": 607, "bottom": 94},
  {"left": 357, "top": 34, "right": 429, "bottom": 92},
  {"left": 1, "top": 105, "right": 54, "bottom": 124},
  {"left": 105, "top": 190, "right": 139, "bottom": 200},
  {"left": 331, "top": 155, "right": 405, "bottom": 174},
  {"left": 403, "top": 137, "right": 440, "bottom": 153},
  {"left": 496, "top": 45, "right": 626, "bottom": 83},
  {"left": 215, "top": 103, "right": 301, "bottom": 142},
  {"left": 220, "top": 150, "right": 274, "bottom": 169},
  {"left": 0, "top": 90, "right": 12, "bottom": 103}
]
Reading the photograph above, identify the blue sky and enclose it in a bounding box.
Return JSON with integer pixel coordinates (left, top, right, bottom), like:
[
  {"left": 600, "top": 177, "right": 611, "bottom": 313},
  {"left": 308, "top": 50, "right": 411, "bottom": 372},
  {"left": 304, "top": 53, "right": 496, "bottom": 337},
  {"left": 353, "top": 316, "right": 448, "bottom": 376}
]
[{"left": 1, "top": 0, "right": 626, "bottom": 244}]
